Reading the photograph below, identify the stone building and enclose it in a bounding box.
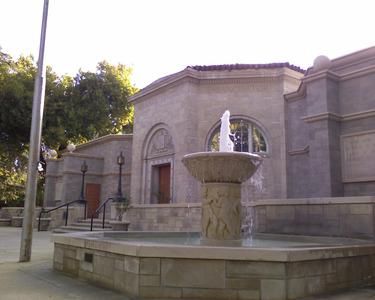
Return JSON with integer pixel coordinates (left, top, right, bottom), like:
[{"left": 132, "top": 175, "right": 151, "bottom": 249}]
[
  {"left": 44, "top": 47, "right": 375, "bottom": 216},
  {"left": 286, "top": 48, "right": 375, "bottom": 198}
]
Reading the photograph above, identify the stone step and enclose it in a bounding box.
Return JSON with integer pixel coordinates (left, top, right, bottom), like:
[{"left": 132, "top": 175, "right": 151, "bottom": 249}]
[
  {"left": 53, "top": 225, "right": 113, "bottom": 233},
  {"left": 69, "top": 222, "right": 112, "bottom": 228},
  {"left": 76, "top": 218, "right": 111, "bottom": 225},
  {"left": 0, "top": 218, "right": 11, "bottom": 226}
]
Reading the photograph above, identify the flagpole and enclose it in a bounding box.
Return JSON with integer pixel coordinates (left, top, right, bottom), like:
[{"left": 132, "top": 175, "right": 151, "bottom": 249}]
[{"left": 20, "top": 0, "right": 49, "bottom": 262}]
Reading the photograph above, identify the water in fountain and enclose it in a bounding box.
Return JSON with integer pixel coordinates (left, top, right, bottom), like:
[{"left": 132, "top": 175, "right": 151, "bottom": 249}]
[
  {"left": 243, "top": 160, "right": 264, "bottom": 244},
  {"left": 219, "top": 110, "right": 234, "bottom": 152},
  {"left": 217, "top": 110, "right": 265, "bottom": 244},
  {"left": 184, "top": 179, "right": 194, "bottom": 244},
  {"left": 250, "top": 162, "right": 264, "bottom": 192}
]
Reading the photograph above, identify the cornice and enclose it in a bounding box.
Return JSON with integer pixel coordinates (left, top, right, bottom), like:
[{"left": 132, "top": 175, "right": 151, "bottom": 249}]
[
  {"left": 341, "top": 128, "right": 375, "bottom": 139},
  {"left": 249, "top": 196, "right": 375, "bottom": 206},
  {"left": 46, "top": 171, "right": 131, "bottom": 178},
  {"left": 130, "top": 203, "right": 201, "bottom": 209},
  {"left": 284, "top": 83, "right": 306, "bottom": 102},
  {"left": 73, "top": 134, "right": 133, "bottom": 152},
  {"left": 331, "top": 46, "right": 375, "bottom": 71},
  {"left": 342, "top": 109, "right": 375, "bottom": 121},
  {"left": 301, "top": 112, "right": 341, "bottom": 123},
  {"left": 302, "top": 70, "right": 341, "bottom": 83},
  {"left": 61, "top": 152, "right": 105, "bottom": 160},
  {"left": 130, "top": 67, "right": 303, "bottom": 104},
  {"left": 302, "top": 109, "right": 375, "bottom": 123},
  {"left": 339, "top": 65, "right": 375, "bottom": 81}
]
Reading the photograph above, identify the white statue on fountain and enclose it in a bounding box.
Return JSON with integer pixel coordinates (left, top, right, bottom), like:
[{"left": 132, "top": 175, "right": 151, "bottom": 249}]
[{"left": 219, "top": 110, "right": 234, "bottom": 152}]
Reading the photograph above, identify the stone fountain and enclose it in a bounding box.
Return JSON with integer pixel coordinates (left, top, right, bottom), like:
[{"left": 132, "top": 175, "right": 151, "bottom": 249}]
[{"left": 182, "top": 110, "right": 262, "bottom": 245}]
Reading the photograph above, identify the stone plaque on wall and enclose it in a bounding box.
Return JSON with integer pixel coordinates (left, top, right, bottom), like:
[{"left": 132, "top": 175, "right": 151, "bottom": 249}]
[{"left": 341, "top": 130, "right": 375, "bottom": 182}]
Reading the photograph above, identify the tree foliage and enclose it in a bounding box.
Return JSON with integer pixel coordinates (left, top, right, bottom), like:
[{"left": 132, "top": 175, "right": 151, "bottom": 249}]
[{"left": 0, "top": 48, "right": 137, "bottom": 203}]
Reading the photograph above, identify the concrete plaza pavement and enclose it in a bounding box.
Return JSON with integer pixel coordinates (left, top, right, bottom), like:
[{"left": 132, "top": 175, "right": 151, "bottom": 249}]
[
  {"left": 1, "top": 227, "right": 375, "bottom": 299},
  {"left": 0, "top": 227, "right": 128, "bottom": 299}
]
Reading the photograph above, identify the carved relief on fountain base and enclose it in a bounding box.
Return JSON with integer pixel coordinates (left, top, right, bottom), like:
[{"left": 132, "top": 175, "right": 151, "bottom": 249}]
[{"left": 201, "top": 182, "right": 242, "bottom": 245}]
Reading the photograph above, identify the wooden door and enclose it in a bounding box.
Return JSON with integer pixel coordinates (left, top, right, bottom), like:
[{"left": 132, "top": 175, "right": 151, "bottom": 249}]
[
  {"left": 86, "top": 183, "right": 101, "bottom": 218},
  {"left": 158, "top": 164, "right": 171, "bottom": 204}
]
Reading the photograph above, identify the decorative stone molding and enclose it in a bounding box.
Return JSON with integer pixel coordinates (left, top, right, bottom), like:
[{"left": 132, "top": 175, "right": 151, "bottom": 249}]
[
  {"left": 331, "top": 47, "right": 375, "bottom": 72},
  {"left": 340, "top": 65, "right": 375, "bottom": 81},
  {"left": 301, "top": 109, "right": 375, "bottom": 124},
  {"left": 301, "top": 112, "right": 341, "bottom": 123},
  {"left": 61, "top": 152, "right": 105, "bottom": 160},
  {"left": 148, "top": 128, "right": 174, "bottom": 157},
  {"left": 302, "top": 70, "right": 341, "bottom": 83},
  {"left": 284, "top": 83, "right": 306, "bottom": 102},
  {"left": 74, "top": 134, "right": 133, "bottom": 151},
  {"left": 288, "top": 145, "right": 309, "bottom": 156},
  {"left": 341, "top": 109, "right": 375, "bottom": 122}
]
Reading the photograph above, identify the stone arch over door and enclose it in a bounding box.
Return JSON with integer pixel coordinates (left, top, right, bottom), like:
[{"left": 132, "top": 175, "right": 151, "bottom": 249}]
[{"left": 142, "top": 124, "right": 175, "bottom": 204}]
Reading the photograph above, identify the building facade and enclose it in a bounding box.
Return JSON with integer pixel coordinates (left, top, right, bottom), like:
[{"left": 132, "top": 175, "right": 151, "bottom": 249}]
[
  {"left": 44, "top": 47, "right": 375, "bottom": 212},
  {"left": 286, "top": 48, "right": 375, "bottom": 198}
]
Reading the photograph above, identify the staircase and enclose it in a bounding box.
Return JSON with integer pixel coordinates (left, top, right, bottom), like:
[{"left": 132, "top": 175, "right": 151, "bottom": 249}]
[{"left": 53, "top": 218, "right": 113, "bottom": 233}]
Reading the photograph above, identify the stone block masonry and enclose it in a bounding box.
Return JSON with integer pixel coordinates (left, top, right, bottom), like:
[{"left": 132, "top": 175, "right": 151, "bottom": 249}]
[
  {"left": 252, "top": 196, "right": 375, "bottom": 239},
  {"left": 53, "top": 238, "right": 375, "bottom": 300},
  {"left": 126, "top": 197, "right": 375, "bottom": 240}
]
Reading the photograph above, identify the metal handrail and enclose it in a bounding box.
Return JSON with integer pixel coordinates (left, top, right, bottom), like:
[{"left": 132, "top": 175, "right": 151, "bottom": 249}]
[
  {"left": 38, "top": 199, "right": 87, "bottom": 231},
  {"left": 90, "top": 197, "right": 113, "bottom": 231}
]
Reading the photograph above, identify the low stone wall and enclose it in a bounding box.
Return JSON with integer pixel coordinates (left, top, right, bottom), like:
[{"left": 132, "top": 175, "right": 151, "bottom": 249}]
[
  {"left": 126, "top": 203, "right": 201, "bottom": 232},
  {"left": 126, "top": 196, "right": 375, "bottom": 240},
  {"left": 0, "top": 206, "right": 85, "bottom": 230},
  {"left": 251, "top": 196, "right": 375, "bottom": 239},
  {"left": 53, "top": 232, "right": 375, "bottom": 300}
]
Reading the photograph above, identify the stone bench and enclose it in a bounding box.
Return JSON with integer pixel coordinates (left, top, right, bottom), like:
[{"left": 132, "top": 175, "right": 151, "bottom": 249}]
[
  {"left": 0, "top": 218, "right": 11, "bottom": 226},
  {"left": 36, "top": 217, "right": 51, "bottom": 231},
  {"left": 11, "top": 216, "right": 23, "bottom": 227},
  {"left": 109, "top": 220, "right": 130, "bottom": 231}
]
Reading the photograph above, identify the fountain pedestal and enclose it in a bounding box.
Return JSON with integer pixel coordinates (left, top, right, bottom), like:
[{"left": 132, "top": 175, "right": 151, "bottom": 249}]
[
  {"left": 201, "top": 182, "right": 242, "bottom": 245},
  {"left": 182, "top": 151, "right": 262, "bottom": 246}
]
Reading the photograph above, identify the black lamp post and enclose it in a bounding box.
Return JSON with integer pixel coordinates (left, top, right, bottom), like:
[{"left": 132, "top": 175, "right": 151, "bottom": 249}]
[
  {"left": 114, "top": 152, "right": 125, "bottom": 202},
  {"left": 79, "top": 160, "right": 88, "bottom": 202},
  {"left": 78, "top": 160, "right": 88, "bottom": 219}
]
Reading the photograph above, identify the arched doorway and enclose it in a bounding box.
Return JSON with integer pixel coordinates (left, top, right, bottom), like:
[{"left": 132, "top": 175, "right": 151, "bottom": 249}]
[{"left": 143, "top": 126, "right": 175, "bottom": 204}]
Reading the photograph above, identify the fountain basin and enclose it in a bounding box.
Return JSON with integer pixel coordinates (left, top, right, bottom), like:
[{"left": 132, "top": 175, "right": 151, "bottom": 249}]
[
  {"left": 53, "top": 231, "right": 375, "bottom": 300},
  {"left": 182, "top": 152, "right": 262, "bottom": 183}
]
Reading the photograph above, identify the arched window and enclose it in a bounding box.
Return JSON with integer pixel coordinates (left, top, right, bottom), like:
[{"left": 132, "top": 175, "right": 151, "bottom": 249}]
[{"left": 208, "top": 119, "right": 267, "bottom": 153}]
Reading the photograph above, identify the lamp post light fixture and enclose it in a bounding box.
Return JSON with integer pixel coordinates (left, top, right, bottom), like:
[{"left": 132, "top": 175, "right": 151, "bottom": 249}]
[{"left": 115, "top": 152, "right": 125, "bottom": 202}]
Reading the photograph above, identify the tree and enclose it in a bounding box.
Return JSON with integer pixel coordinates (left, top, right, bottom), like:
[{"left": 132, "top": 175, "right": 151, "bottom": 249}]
[
  {"left": 64, "top": 61, "right": 136, "bottom": 144},
  {"left": 0, "top": 54, "right": 36, "bottom": 153},
  {"left": 0, "top": 49, "right": 137, "bottom": 204}
]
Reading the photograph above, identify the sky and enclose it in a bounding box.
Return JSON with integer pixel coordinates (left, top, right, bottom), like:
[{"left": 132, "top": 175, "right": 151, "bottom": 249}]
[{"left": 0, "top": 0, "right": 374, "bottom": 89}]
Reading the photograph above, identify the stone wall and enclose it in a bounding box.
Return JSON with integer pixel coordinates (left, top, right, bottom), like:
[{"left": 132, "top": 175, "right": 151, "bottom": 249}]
[
  {"left": 252, "top": 196, "right": 375, "bottom": 239},
  {"left": 127, "top": 203, "right": 201, "bottom": 232},
  {"left": 285, "top": 47, "right": 375, "bottom": 198},
  {"left": 0, "top": 206, "right": 84, "bottom": 230},
  {"left": 125, "top": 197, "right": 375, "bottom": 240}
]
